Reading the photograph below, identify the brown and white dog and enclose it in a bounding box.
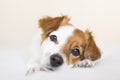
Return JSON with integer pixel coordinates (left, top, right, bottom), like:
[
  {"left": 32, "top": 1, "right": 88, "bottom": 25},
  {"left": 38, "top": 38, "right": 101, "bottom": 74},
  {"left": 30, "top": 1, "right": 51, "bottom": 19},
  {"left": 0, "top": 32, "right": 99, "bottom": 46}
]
[{"left": 27, "top": 16, "right": 101, "bottom": 74}]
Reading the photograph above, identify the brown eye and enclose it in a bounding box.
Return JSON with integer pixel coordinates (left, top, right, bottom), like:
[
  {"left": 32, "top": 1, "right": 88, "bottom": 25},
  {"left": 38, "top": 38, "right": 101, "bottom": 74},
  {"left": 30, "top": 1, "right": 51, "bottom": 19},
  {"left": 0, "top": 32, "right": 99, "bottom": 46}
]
[
  {"left": 71, "top": 48, "right": 80, "bottom": 56},
  {"left": 50, "top": 35, "right": 57, "bottom": 43}
]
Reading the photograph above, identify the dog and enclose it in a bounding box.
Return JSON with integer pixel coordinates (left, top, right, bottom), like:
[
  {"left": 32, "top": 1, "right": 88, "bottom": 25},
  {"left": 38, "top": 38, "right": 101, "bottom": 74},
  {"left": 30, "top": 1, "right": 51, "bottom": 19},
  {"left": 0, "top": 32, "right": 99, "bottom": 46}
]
[{"left": 26, "top": 15, "right": 101, "bottom": 74}]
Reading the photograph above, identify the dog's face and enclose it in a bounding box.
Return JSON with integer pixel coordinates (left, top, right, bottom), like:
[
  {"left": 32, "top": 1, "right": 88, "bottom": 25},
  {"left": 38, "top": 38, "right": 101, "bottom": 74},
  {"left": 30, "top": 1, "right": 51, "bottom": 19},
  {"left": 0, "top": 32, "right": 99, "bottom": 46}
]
[{"left": 39, "top": 16, "right": 101, "bottom": 71}]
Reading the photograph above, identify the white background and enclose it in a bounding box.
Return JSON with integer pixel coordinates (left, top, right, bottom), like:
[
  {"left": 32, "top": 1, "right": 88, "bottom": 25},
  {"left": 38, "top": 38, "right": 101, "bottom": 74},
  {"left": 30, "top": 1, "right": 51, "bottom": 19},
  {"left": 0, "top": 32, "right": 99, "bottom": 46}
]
[{"left": 0, "top": 0, "right": 120, "bottom": 80}]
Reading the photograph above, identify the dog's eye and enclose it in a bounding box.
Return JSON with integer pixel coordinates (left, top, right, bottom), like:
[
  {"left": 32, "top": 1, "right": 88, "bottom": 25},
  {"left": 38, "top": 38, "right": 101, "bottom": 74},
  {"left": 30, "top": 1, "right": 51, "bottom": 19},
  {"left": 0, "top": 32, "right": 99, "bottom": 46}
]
[
  {"left": 50, "top": 35, "right": 57, "bottom": 43},
  {"left": 71, "top": 48, "right": 80, "bottom": 56}
]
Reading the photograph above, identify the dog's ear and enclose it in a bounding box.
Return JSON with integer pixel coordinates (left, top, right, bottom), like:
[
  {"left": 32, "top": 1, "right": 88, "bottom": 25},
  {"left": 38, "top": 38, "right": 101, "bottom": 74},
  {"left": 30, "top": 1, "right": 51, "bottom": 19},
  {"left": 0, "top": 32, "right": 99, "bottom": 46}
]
[
  {"left": 39, "top": 16, "right": 70, "bottom": 34},
  {"left": 84, "top": 30, "right": 101, "bottom": 61}
]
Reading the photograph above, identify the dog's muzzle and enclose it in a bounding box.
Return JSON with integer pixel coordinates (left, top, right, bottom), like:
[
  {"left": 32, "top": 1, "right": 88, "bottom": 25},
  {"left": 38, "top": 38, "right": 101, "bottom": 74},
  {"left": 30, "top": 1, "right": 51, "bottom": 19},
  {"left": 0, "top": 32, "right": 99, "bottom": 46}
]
[{"left": 50, "top": 54, "right": 63, "bottom": 67}]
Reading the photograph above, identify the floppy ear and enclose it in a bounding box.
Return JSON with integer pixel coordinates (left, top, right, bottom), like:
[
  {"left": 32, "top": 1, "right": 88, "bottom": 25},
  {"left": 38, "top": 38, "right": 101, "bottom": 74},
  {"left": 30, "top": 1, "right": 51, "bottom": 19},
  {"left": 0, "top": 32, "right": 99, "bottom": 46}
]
[
  {"left": 84, "top": 30, "right": 101, "bottom": 61},
  {"left": 39, "top": 16, "right": 70, "bottom": 34}
]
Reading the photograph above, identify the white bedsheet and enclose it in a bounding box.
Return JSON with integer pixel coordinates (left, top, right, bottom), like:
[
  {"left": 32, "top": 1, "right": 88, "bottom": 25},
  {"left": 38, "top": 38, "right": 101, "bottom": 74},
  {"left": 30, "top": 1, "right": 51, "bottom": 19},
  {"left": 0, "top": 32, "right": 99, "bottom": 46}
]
[{"left": 0, "top": 44, "right": 120, "bottom": 80}]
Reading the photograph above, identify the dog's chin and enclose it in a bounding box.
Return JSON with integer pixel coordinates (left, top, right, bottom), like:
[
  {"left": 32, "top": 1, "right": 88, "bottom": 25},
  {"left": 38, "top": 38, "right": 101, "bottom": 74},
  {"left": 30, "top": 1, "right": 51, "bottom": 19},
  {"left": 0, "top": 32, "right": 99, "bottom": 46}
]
[
  {"left": 44, "top": 64, "right": 58, "bottom": 71},
  {"left": 46, "top": 67, "right": 56, "bottom": 71}
]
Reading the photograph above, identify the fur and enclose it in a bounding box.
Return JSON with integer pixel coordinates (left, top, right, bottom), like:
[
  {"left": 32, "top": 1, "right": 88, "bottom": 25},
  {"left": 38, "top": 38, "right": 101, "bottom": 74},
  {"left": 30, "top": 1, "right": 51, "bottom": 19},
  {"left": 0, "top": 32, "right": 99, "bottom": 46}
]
[{"left": 26, "top": 16, "right": 101, "bottom": 75}]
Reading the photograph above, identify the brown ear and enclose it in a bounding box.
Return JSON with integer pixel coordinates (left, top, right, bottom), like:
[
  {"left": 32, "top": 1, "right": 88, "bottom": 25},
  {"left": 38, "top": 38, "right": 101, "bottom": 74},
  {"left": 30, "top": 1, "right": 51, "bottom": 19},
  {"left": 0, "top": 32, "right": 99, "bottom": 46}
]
[
  {"left": 39, "top": 16, "right": 70, "bottom": 34},
  {"left": 84, "top": 30, "right": 101, "bottom": 61}
]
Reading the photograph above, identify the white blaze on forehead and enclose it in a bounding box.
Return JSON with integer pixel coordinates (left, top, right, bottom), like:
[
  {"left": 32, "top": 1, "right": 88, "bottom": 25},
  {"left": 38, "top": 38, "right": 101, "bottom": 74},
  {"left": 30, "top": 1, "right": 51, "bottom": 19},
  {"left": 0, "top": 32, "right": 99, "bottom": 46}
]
[
  {"left": 50, "top": 25, "right": 75, "bottom": 46},
  {"left": 41, "top": 25, "right": 75, "bottom": 53}
]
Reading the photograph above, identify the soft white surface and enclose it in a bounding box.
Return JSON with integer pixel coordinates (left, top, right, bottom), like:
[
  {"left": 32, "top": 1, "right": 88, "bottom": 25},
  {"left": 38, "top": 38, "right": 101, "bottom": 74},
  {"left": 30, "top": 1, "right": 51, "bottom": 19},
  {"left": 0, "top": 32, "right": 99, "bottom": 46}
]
[{"left": 0, "top": 44, "right": 120, "bottom": 80}]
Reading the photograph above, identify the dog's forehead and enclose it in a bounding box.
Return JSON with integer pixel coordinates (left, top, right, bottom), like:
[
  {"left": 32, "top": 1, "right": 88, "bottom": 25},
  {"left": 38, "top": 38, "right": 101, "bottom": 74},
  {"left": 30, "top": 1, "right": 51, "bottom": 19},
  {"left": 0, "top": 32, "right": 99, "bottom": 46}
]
[{"left": 50, "top": 25, "right": 75, "bottom": 43}]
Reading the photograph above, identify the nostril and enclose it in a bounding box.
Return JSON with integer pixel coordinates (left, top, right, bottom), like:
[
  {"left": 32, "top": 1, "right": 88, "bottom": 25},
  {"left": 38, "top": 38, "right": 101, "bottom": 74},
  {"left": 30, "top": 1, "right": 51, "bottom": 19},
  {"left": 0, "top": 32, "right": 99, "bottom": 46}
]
[
  {"left": 50, "top": 54, "right": 63, "bottom": 67},
  {"left": 51, "top": 57, "right": 56, "bottom": 61},
  {"left": 57, "top": 60, "right": 61, "bottom": 65}
]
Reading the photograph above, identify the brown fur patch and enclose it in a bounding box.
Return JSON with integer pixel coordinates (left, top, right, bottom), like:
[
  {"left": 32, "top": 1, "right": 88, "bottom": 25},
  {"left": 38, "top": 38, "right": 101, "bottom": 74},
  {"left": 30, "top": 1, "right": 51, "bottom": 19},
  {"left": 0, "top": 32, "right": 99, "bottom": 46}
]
[
  {"left": 62, "top": 29, "right": 86, "bottom": 64},
  {"left": 84, "top": 30, "right": 101, "bottom": 61},
  {"left": 62, "top": 29, "right": 101, "bottom": 65},
  {"left": 39, "top": 16, "right": 70, "bottom": 42}
]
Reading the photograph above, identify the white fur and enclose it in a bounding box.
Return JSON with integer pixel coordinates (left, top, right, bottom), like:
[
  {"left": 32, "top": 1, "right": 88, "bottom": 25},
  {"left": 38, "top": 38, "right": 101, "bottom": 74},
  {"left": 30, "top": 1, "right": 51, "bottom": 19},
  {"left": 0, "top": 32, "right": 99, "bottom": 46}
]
[{"left": 26, "top": 25, "right": 75, "bottom": 74}]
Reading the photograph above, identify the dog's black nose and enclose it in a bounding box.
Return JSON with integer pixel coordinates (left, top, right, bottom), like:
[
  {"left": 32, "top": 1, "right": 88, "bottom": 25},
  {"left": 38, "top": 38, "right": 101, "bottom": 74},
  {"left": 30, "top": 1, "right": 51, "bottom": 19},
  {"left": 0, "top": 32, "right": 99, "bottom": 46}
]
[{"left": 50, "top": 54, "right": 63, "bottom": 67}]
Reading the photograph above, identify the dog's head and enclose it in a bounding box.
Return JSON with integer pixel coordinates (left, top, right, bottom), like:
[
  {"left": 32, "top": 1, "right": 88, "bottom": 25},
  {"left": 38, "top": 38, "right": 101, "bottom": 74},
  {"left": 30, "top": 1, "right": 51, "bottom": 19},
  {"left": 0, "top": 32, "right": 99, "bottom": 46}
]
[{"left": 39, "top": 16, "right": 101, "bottom": 71}]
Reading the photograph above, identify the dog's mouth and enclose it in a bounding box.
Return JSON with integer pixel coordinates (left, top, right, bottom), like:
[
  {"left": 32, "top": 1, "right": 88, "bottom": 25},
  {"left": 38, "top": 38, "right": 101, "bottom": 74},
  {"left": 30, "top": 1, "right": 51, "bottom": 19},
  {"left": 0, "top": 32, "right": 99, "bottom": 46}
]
[
  {"left": 45, "top": 64, "right": 58, "bottom": 71},
  {"left": 46, "top": 67, "right": 55, "bottom": 71},
  {"left": 46, "top": 65, "right": 56, "bottom": 71}
]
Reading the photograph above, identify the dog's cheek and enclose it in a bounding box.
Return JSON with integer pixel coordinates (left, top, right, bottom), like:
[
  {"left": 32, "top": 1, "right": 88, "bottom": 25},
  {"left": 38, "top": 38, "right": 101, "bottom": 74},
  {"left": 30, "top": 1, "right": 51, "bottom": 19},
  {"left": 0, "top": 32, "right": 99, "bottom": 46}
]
[{"left": 68, "top": 54, "right": 80, "bottom": 65}]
